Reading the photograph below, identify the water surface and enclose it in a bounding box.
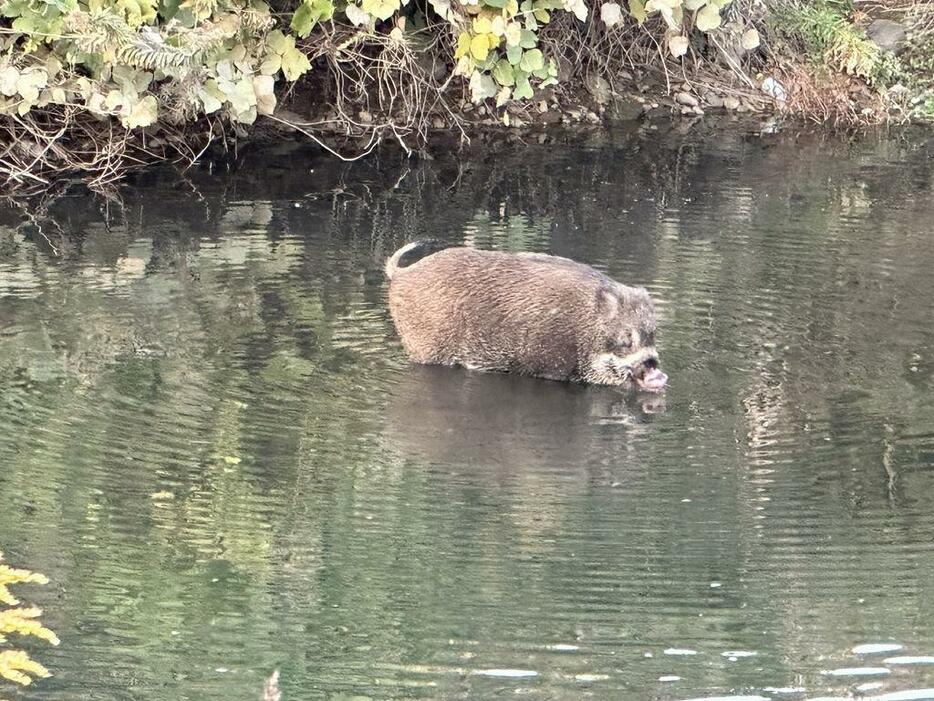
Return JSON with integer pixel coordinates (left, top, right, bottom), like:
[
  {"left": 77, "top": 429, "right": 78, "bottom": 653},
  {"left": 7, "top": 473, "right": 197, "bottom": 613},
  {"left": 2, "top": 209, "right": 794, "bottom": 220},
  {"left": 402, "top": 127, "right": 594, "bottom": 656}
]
[{"left": 2, "top": 124, "right": 934, "bottom": 700}]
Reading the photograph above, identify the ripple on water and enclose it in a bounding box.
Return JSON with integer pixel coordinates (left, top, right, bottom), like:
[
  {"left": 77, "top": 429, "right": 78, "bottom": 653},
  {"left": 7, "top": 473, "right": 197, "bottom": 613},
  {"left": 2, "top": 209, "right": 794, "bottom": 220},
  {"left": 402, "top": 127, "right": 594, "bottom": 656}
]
[
  {"left": 854, "top": 644, "right": 904, "bottom": 655},
  {"left": 884, "top": 657, "right": 934, "bottom": 665},
  {"left": 820, "top": 667, "right": 891, "bottom": 677},
  {"left": 866, "top": 692, "right": 934, "bottom": 701}
]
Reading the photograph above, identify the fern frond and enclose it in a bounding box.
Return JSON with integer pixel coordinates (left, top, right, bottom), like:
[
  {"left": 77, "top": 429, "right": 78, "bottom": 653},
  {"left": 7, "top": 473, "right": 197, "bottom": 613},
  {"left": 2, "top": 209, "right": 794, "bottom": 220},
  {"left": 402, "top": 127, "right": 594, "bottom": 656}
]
[{"left": 64, "top": 8, "right": 137, "bottom": 55}]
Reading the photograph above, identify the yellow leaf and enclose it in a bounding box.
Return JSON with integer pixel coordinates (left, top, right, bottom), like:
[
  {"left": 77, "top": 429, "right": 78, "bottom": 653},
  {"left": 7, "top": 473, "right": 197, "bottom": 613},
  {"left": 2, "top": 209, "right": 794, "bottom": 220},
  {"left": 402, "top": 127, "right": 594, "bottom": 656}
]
[
  {"left": 628, "top": 0, "right": 646, "bottom": 23},
  {"left": 470, "top": 33, "right": 490, "bottom": 60},
  {"left": 455, "top": 31, "right": 471, "bottom": 58},
  {"left": 472, "top": 15, "right": 492, "bottom": 33}
]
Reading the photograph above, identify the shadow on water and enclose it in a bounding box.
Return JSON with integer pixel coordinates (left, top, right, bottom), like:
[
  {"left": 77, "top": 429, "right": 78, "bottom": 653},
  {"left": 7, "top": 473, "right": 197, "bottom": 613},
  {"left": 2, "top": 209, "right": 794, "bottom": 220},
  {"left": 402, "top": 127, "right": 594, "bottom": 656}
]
[{"left": 1, "top": 123, "right": 934, "bottom": 700}]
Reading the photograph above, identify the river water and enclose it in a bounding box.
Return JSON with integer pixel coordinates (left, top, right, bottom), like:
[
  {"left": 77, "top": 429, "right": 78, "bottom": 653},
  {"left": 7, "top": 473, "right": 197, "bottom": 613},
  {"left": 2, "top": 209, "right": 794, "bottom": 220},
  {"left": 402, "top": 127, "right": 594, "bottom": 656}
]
[{"left": 1, "top": 124, "right": 933, "bottom": 700}]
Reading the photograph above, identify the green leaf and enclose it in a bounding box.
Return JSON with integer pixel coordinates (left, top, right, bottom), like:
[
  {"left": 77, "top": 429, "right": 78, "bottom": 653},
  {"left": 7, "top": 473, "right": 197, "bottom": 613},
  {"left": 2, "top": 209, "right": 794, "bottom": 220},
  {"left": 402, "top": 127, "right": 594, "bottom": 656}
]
[
  {"left": 361, "top": 0, "right": 398, "bottom": 20},
  {"left": 291, "top": 0, "right": 334, "bottom": 37},
  {"left": 344, "top": 3, "right": 369, "bottom": 24},
  {"left": 513, "top": 73, "right": 532, "bottom": 99},
  {"left": 281, "top": 44, "right": 311, "bottom": 80},
  {"left": 504, "top": 21, "right": 521, "bottom": 46},
  {"left": 122, "top": 94, "right": 157, "bottom": 128},
  {"left": 492, "top": 59, "right": 515, "bottom": 86},
  {"left": 628, "top": 0, "right": 645, "bottom": 22},
  {"left": 226, "top": 75, "right": 256, "bottom": 114},
  {"left": 469, "top": 70, "right": 497, "bottom": 102},
  {"left": 291, "top": 3, "right": 315, "bottom": 36},
  {"left": 266, "top": 30, "right": 290, "bottom": 54},
  {"left": 695, "top": 3, "right": 720, "bottom": 31},
  {"left": 260, "top": 54, "right": 282, "bottom": 76},
  {"left": 506, "top": 44, "right": 522, "bottom": 64},
  {"left": 199, "top": 79, "right": 224, "bottom": 113},
  {"left": 483, "top": 0, "right": 507, "bottom": 7},
  {"left": 519, "top": 47, "right": 543, "bottom": 72},
  {"left": 15, "top": 69, "right": 47, "bottom": 102},
  {"left": 519, "top": 28, "right": 537, "bottom": 48}
]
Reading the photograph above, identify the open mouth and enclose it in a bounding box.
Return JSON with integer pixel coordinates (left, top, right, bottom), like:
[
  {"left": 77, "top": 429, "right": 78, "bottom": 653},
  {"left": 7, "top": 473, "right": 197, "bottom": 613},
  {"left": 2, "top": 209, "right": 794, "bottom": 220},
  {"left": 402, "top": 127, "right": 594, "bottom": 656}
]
[{"left": 635, "top": 366, "right": 668, "bottom": 393}]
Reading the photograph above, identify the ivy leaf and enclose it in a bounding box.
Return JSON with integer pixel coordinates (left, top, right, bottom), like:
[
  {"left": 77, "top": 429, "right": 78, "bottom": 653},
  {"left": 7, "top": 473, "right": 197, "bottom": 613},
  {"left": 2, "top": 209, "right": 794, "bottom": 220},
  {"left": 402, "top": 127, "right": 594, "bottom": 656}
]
[
  {"left": 116, "top": 0, "right": 157, "bottom": 26},
  {"left": 344, "top": 3, "right": 370, "bottom": 24},
  {"left": 504, "top": 21, "right": 521, "bottom": 46},
  {"left": 469, "top": 33, "right": 490, "bottom": 61},
  {"left": 122, "top": 94, "right": 158, "bottom": 128},
  {"left": 454, "top": 31, "right": 471, "bottom": 59},
  {"left": 562, "top": 0, "right": 587, "bottom": 21},
  {"left": 226, "top": 76, "right": 256, "bottom": 115},
  {"left": 668, "top": 34, "right": 688, "bottom": 56},
  {"left": 506, "top": 44, "right": 522, "bottom": 64},
  {"left": 199, "top": 79, "right": 224, "bottom": 113},
  {"left": 628, "top": 0, "right": 645, "bottom": 22},
  {"left": 472, "top": 15, "right": 492, "bottom": 34},
  {"left": 519, "top": 28, "right": 537, "bottom": 48},
  {"left": 253, "top": 74, "right": 276, "bottom": 115},
  {"left": 361, "top": 0, "right": 398, "bottom": 20},
  {"left": 15, "top": 69, "right": 47, "bottom": 102},
  {"left": 695, "top": 3, "right": 720, "bottom": 31},
  {"left": 266, "top": 30, "right": 290, "bottom": 54},
  {"left": 600, "top": 2, "right": 622, "bottom": 26},
  {"left": 0, "top": 67, "right": 19, "bottom": 97},
  {"left": 468, "top": 70, "right": 497, "bottom": 102},
  {"left": 519, "top": 47, "right": 543, "bottom": 72},
  {"left": 492, "top": 58, "right": 515, "bottom": 86},
  {"left": 260, "top": 54, "right": 282, "bottom": 76},
  {"left": 291, "top": 3, "right": 315, "bottom": 37},
  {"left": 741, "top": 27, "right": 760, "bottom": 50},
  {"left": 281, "top": 44, "right": 311, "bottom": 80},
  {"left": 513, "top": 73, "right": 532, "bottom": 100}
]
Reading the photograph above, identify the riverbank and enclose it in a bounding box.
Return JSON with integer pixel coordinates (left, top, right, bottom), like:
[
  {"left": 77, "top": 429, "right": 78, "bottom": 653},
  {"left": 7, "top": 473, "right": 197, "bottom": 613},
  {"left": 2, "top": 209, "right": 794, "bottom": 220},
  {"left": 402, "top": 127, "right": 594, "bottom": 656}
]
[{"left": 0, "top": 0, "right": 931, "bottom": 186}]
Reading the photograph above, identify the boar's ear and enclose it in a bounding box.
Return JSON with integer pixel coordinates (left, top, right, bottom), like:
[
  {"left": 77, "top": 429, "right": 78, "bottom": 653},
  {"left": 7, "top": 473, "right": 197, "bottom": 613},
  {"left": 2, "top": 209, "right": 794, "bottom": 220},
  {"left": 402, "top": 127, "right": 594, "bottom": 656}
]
[{"left": 596, "top": 288, "right": 618, "bottom": 313}]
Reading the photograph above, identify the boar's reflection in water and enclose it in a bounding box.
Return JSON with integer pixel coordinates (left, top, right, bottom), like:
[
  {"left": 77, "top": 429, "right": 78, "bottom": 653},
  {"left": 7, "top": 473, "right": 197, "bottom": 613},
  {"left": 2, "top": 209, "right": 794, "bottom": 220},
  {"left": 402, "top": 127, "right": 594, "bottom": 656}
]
[
  {"left": 384, "top": 365, "right": 665, "bottom": 470},
  {"left": 385, "top": 242, "right": 668, "bottom": 391}
]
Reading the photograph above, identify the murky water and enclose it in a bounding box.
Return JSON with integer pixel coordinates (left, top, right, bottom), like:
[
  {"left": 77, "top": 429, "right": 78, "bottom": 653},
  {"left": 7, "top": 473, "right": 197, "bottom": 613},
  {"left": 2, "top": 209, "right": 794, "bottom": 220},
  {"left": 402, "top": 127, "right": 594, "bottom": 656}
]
[{"left": 2, "top": 124, "right": 934, "bottom": 701}]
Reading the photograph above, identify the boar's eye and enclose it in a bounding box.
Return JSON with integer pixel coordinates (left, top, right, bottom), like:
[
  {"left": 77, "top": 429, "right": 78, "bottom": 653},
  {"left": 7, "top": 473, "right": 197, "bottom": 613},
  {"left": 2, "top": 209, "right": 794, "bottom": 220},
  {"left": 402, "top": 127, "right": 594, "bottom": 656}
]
[{"left": 616, "top": 332, "right": 632, "bottom": 351}]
